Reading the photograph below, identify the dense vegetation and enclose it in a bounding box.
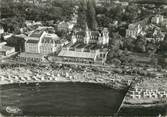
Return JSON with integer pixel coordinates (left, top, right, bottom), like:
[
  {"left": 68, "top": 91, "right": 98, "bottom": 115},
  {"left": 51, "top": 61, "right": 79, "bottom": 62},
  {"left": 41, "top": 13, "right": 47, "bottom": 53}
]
[{"left": 0, "top": 0, "right": 74, "bottom": 33}]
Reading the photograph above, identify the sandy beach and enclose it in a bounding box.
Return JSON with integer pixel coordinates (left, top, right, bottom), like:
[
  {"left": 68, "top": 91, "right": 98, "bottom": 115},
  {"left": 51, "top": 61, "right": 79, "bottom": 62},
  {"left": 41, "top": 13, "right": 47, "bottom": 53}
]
[
  {"left": 0, "top": 64, "right": 132, "bottom": 90},
  {"left": 0, "top": 63, "right": 167, "bottom": 106}
]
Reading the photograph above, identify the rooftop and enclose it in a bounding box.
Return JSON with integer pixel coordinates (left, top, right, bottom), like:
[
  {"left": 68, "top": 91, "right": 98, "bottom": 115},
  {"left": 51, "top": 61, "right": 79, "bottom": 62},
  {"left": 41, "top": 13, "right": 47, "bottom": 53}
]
[
  {"left": 26, "top": 40, "right": 39, "bottom": 44},
  {"left": 58, "top": 50, "right": 96, "bottom": 59},
  {"left": 29, "top": 30, "right": 44, "bottom": 38}
]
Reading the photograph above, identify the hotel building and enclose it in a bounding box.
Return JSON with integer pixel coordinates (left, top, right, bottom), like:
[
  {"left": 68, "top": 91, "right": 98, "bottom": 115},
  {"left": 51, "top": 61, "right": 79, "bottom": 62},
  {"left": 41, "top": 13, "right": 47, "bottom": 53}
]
[
  {"left": 57, "top": 26, "right": 110, "bottom": 64},
  {"left": 19, "top": 28, "right": 62, "bottom": 62}
]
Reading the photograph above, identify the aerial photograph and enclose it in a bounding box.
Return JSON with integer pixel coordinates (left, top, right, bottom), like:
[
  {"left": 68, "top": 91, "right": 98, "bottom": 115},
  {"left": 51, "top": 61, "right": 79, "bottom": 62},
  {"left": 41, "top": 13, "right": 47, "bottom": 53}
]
[{"left": 0, "top": 0, "right": 167, "bottom": 116}]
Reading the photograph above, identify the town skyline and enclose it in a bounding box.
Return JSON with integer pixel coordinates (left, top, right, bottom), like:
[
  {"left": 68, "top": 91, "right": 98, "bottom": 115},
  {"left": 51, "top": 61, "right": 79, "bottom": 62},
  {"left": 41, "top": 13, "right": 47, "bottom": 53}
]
[{"left": 0, "top": 0, "right": 167, "bottom": 116}]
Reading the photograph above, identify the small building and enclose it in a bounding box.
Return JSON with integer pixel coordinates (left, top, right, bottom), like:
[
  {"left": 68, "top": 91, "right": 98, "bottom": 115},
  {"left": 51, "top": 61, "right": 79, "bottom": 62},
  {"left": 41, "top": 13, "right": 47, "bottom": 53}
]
[
  {"left": 126, "top": 23, "right": 142, "bottom": 39},
  {"left": 40, "top": 33, "right": 60, "bottom": 55},
  {"left": 72, "top": 25, "right": 110, "bottom": 46},
  {"left": 18, "top": 52, "right": 45, "bottom": 62},
  {"left": 0, "top": 25, "right": 4, "bottom": 35},
  {"left": 0, "top": 42, "right": 15, "bottom": 56},
  {"left": 57, "top": 21, "right": 69, "bottom": 32},
  {"left": 151, "top": 15, "right": 164, "bottom": 24}
]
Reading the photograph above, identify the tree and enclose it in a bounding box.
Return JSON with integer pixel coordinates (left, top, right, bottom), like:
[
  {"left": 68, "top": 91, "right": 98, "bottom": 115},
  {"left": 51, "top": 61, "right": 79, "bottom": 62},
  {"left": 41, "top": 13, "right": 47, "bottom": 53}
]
[
  {"left": 111, "top": 58, "right": 122, "bottom": 66},
  {"left": 135, "top": 38, "right": 146, "bottom": 53},
  {"left": 96, "top": 6, "right": 107, "bottom": 14},
  {"left": 125, "top": 4, "right": 140, "bottom": 22},
  {"left": 96, "top": 15, "right": 111, "bottom": 27},
  {"left": 123, "top": 38, "right": 135, "bottom": 51}
]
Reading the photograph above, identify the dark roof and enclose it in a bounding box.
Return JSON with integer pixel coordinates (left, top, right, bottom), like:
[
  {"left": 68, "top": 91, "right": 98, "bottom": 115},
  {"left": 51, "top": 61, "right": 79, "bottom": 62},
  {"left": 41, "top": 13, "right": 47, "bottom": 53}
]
[
  {"left": 85, "top": 44, "right": 93, "bottom": 49},
  {"left": 76, "top": 43, "right": 86, "bottom": 49},
  {"left": 29, "top": 30, "right": 43, "bottom": 38},
  {"left": 91, "top": 31, "right": 99, "bottom": 36},
  {"left": 26, "top": 40, "right": 39, "bottom": 43},
  {"left": 89, "top": 44, "right": 97, "bottom": 50},
  {"left": 70, "top": 42, "right": 80, "bottom": 48},
  {"left": 76, "top": 31, "right": 85, "bottom": 36}
]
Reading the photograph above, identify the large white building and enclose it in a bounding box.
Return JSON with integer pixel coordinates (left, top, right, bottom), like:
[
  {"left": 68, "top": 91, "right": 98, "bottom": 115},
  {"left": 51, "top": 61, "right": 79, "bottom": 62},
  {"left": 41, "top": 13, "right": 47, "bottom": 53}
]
[
  {"left": 25, "top": 30, "right": 46, "bottom": 53},
  {"left": 57, "top": 26, "right": 109, "bottom": 64},
  {"left": 151, "top": 15, "right": 164, "bottom": 24},
  {"left": 19, "top": 28, "right": 63, "bottom": 62},
  {"left": 25, "top": 29, "right": 60, "bottom": 55},
  {"left": 72, "top": 25, "right": 110, "bottom": 45}
]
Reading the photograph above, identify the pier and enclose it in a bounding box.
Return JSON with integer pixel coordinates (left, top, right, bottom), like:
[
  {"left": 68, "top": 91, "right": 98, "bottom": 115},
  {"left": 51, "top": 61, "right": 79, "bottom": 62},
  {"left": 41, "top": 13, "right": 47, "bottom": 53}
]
[{"left": 114, "top": 80, "right": 134, "bottom": 116}]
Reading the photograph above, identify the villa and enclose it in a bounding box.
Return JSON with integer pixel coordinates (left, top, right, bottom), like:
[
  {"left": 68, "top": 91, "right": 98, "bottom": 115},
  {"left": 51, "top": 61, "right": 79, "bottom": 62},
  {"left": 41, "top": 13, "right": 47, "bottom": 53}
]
[{"left": 126, "top": 23, "right": 142, "bottom": 39}]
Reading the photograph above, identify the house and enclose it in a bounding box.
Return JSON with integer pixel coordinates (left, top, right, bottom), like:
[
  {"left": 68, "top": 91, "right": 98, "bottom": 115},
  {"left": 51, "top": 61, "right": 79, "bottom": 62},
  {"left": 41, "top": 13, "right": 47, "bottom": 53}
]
[
  {"left": 151, "top": 15, "right": 164, "bottom": 24},
  {"left": 40, "top": 33, "right": 60, "bottom": 55},
  {"left": 0, "top": 42, "right": 15, "bottom": 57},
  {"left": 0, "top": 25, "right": 4, "bottom": 35},
  {"left": 57, "top": 21, "right": 69, "bottom": 32},
  {"left": 145, "top": 24, "right": 165, "bottom": 42},
  {"left": 72, "top": 25, "right": 110, "bottom": 45},
  {"left": 126, "top": 23, "right": 142, "bottom": 39}
]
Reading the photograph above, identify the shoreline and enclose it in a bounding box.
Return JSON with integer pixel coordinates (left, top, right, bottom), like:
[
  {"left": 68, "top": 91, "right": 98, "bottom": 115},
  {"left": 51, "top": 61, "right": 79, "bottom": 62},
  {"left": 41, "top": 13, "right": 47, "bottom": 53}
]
[
  {"left": 0, "top": 78, "right": 129, "bottom": 92},
  {"left": 122, "top": 101, "right": 167, "bottom": 109},
  {"left": 0, "top": 63, "right": 167, "bottom": 109},
  {"left": 1, "top": 76, "right": 166, "bottom": 109}
]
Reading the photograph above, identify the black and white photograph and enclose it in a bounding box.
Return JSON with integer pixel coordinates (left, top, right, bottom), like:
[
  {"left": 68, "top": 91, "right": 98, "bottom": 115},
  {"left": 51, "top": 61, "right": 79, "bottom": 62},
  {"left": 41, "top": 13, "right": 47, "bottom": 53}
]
[{"left": 0, "top": 0, "right": 167, "bottom": 116}]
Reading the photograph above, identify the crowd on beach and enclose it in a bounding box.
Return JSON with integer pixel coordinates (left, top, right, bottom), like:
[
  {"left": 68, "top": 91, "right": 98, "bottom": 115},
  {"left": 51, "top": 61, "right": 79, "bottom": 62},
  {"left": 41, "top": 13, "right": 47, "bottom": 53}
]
[
  {"left": 0, "top": 64, "right": 131, "bottom": 89},
  {"left": 125, "top": 76, "right": 167, "bottom": 104}
]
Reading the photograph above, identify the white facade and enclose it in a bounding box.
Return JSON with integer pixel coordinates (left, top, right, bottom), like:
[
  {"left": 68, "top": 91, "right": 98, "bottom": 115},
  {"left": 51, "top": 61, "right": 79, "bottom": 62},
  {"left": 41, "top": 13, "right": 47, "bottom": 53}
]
[
  {"left": 25, "top": 30, "right": 61, "bottom": 55},
  {"left": 25, "top": 31, "right": 46, "bottom": 53},
  {"left": 83, "top": 25, "right": 109, "bottom": 45},
  {"left": 126, "top": 24, "right": 142, "bottom": 39},
  {"left": 0, "top": 26, "right": 4, "bottom": 34},
  {"left": 151, "top": 15, "right": 164, "bottom": 24}
]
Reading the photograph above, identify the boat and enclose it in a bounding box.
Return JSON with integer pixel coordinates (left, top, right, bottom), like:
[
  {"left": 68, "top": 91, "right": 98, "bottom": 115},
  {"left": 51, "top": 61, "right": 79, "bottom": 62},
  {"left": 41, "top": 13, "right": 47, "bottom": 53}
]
[{"left": 6, "top": 106, "right": 22, "bottom": 115}]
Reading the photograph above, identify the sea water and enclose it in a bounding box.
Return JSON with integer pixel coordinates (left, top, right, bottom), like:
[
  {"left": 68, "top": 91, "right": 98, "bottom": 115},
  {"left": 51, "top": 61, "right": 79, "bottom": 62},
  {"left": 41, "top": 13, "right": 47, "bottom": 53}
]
[
  {"left": 0, "top": 82, "right": 166, "bottom": 116},
  {"left": 0, "top": 82, "right": 125, "bottom": 116}
]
